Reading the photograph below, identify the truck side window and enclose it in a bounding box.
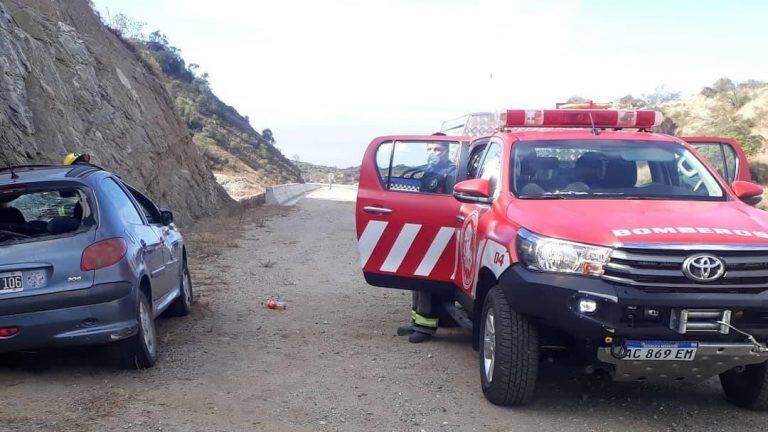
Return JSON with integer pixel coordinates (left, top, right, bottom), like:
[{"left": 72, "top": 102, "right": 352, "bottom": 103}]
[
  {"left": 477, "top": 143, "right": 502, "bottom": 197},
  {"left": 375, "top": 141, "right": 460, "bottom": 194},
  {"left": 466, "top": 144, "right": 487, "bottom": 179},
  {"left": 692, "top": 143, "right": 738, "bottom": 183}
]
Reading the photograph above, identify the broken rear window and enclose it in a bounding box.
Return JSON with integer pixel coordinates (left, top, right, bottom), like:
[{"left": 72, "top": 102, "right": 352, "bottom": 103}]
[{"left": 0, "top": 184, "right": 95, "bottom": 245}]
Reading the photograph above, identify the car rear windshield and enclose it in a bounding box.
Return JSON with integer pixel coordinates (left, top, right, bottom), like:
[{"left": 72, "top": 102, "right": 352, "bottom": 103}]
[
  {"left": 512, "top": 140, "right": 725, "bottom": 200},
  {"left": 0, "top": 184, "right": 95, "bottom": 245}
]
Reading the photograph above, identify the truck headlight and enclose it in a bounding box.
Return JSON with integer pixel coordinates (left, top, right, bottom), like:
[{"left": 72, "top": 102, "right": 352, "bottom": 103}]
[{"left": 516, "top": 229, "right": 612, "bottom": 277}]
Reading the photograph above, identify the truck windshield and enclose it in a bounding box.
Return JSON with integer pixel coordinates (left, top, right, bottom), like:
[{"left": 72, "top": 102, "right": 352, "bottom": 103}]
[
  {"left": 0, "top": 185, "right": 94, "bottom": 246},
  {"left": 512, "top": 140, "right": 725, "bottom": 200}
]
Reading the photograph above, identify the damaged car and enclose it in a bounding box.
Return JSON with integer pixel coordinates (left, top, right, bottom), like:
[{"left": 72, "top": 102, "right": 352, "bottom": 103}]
[{"left": 0, "top": 164, "right": 192, "bottom": 368}]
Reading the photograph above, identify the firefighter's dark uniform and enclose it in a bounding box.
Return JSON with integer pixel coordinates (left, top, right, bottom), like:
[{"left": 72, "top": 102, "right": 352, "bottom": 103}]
[{"left": 398, "top": 161, "right": 456, "bottom": 343}]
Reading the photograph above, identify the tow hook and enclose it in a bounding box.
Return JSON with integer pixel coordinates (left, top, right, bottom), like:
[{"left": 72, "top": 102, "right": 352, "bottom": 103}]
[
  {"left": 716, "top": 321, "right": 768, "bottom": 353},
  {"left": 609, "top": 337, "right": 629, "bottom": 360}
]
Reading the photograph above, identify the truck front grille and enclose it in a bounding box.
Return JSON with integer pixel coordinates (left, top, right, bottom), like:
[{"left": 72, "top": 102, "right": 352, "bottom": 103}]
[{"left": 602, "top": 246, "right": 768, "bottom": 293}]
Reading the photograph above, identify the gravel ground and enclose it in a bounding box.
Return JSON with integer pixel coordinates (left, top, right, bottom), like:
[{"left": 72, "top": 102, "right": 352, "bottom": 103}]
[{"left": 1, "top": 186, "right": 767, "bottom": 431}]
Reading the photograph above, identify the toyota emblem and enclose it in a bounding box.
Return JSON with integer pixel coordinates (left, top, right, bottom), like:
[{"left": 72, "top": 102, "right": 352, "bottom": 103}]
[{"left": 682, "top": 254, "right": 725, "bottom": 282}]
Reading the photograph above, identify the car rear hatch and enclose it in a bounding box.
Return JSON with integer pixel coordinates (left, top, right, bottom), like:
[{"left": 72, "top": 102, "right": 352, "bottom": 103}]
[{"left": 0, "top": 181, "right": 98, "bottom": 299}]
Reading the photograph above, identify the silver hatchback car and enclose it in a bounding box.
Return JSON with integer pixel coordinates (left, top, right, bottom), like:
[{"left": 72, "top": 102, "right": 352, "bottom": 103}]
[{"left": 0, "top": 164, "right": 193, "bottom": 368}]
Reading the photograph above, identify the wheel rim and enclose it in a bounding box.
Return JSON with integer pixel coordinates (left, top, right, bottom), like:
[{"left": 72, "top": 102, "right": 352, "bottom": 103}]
[
  {"left": 182, "top": 266, "right": 192, "bottom": 306},
  {"left": 483, "top": 308, "right": 496, "bottom": 382},
  {"left": 139, "top": 300, "right": 156, "bottom": 356}
]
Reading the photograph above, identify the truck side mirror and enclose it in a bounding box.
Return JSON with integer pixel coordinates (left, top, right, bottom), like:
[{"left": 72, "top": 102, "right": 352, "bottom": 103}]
[
  {"left": 453, "top": 179, "right": 492, "bottom": 204},
  {"left": 160, "top": 208, "right": 174, "bottom": 226},
  {"left": 731, "top": 181, "right": 763, "bottom": 206}
]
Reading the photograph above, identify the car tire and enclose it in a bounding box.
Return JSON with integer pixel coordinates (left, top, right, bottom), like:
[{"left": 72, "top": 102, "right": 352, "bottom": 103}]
[
  {"left": 479, "top": 286, "right": 539, "bottom": 406},
  {"left": 166, "top": 260, "right": 193, "bottom": 317},
  {"left": 118, "top": 290, "right": 158, "bottom": 369},
  {"left": 720, "top": 361, "right": 768, "bottom": 410}
]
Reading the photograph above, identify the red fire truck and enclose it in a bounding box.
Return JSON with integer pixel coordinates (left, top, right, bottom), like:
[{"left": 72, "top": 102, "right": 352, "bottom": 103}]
[{"left": 355, "top": 107, "right": 768, "bottom": 409}]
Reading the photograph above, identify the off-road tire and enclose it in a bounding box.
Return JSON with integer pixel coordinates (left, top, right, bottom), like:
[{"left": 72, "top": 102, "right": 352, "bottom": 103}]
[
  {"left": 720, "top": 361, "right": 768, "bottom": 410},
  {"left": 479, "top": 285, "right": 539, "bottom": 406},
  {"left": 166, "top": 260, "right": 193, "bottom": 317},
  {"left": 117, "top": 290, "right": 158, "bottom": 369}
]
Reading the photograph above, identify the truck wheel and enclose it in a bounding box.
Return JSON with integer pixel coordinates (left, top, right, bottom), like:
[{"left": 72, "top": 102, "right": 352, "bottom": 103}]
[
  {"left": 166, "top": 260, "right": 193, "bottom": 317},
  {"left": 720, "top": 361, "right": 768, "bottom": 410},
  {"left": 479, "top": 286, "right": 539, "bottom": 406},
  {"left": 117, "top": 290, "right": 158, "bottom": 369}
]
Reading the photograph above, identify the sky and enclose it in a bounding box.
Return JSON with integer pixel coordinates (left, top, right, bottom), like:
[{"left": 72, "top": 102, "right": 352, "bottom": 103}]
[{"left": 92, "top": 0, "right": 768, "bottom": 167}]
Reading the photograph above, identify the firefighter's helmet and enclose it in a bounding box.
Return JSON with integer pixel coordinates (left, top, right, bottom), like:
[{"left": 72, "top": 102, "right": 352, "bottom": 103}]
[{"left": 63, "top": 153, "right": 91, "bottom": 165}]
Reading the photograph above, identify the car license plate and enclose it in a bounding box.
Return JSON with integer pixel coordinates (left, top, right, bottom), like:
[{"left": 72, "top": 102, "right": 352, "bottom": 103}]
[
  {"left": 0, "top": 271, "right": 23, "bottom": 294},
  {"left": 623, "top": 341, "right": 698, "bottom": 361}
]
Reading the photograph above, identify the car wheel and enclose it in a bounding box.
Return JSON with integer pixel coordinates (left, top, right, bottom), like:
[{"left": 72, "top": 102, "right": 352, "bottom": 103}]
[
  {"left": 118, "top": 290, "right": 158, "bottom": 369},
  {"left": 720, "top": 361, "right": 768, "bottom": 410},
  {"left": 479, "top": 286, "right": 539, "bottom": 406},
  {"left": 166, "top": 260, "right": 193, "bottom": 317}
]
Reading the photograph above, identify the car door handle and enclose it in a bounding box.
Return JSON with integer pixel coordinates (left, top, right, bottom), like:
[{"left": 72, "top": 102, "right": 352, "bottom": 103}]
[
  {"left": 363, "top": 206, "right": 392, "bottom": 215},
  {"left": 456, "top": 215, "right": 466, "bottom": 223}
]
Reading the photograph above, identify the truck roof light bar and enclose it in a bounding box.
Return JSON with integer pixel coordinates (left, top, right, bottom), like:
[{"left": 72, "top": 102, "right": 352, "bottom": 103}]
[{"left": 502, "top": 109, "right": 662, "bottom": 129}]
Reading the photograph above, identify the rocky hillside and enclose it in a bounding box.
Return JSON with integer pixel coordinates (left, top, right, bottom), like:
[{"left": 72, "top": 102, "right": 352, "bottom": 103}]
[
  {"left": 100, "top": 22, "right": 303, "bottom": 200},
  {"left": 660, "top": 80, "right": 768, "bottom": 157},
  {"left": 0, "top": 0, "right": 231, "bottom": 223}
]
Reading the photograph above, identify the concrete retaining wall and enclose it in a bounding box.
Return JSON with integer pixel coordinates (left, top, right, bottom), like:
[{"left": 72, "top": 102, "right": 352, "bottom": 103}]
[{"left": 265, "top": 183, "right": 323, "bottom": 205}]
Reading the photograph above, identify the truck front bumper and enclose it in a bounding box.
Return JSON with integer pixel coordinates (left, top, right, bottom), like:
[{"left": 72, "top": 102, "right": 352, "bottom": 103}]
[
  {"left": 499, "top": 265, "right": 768, "bottom": 380},
  {"left": 499, "top": 264, "right": 768, "bottom": 341}
]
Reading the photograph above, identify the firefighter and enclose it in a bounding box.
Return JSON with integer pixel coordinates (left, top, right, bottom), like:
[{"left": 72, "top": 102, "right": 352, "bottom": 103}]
[
  {"left": 419, "top": 142, "right": 456, "bottom": 194},
  {"left": 397, "top": 291, "right": 440, "bottom": 343},
  {"left": 62, "top": 153, "right": 91, "bottom": 165},
  {"left": 396, "top": 141, "right": 457, "bottom": 343}
]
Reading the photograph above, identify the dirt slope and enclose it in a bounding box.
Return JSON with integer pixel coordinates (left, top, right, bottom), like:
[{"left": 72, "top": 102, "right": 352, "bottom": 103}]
[{"left": 0, "top": 0, "right": 231, "bottom": 223}]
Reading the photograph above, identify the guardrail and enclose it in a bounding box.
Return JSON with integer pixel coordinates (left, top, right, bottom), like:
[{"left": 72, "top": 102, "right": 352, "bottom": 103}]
[{"left": 265, "top": 183, "right": 323, "bottom": 205}]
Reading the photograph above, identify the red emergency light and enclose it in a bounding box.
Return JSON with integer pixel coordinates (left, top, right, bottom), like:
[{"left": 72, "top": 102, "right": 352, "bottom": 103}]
[{"left": 503, "top": 109, "right": 660, "bottom": 129}]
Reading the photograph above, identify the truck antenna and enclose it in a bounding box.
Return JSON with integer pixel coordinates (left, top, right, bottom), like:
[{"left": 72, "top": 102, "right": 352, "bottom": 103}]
[{"left": 588, "top": 112, "right": 600, "bottom": 136}]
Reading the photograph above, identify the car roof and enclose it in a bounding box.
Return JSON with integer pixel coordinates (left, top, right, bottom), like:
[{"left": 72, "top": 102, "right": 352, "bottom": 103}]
[{"left": 0, "top": 165, "right": 111, "bottom": 185}]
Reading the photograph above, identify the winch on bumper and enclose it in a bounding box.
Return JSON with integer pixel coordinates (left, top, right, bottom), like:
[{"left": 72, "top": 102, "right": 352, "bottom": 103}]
[{"left": 498, "top": 264, "right": 768, "bottom": 381}]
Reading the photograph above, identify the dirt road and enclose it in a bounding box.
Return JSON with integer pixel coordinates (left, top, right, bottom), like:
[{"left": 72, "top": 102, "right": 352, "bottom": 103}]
[{"left": 1, "top": 187, "right": 767, "bottom": 431}]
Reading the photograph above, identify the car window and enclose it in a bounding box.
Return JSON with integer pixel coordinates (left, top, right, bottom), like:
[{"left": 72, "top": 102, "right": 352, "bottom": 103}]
[
  {"left": 477, "top": 143, "right": 502, "bottom": 197},
  {"left": 0, "top": 185, "right": 94, "bottom": 245},
  {"left": 466, "top": 144, "right": 487, "bottom": 179},
  {"left": 128, "top": 187, "right": 161, "bottom": 224},
  {"left": 101, "top": 179, "right": 145, "bottom": 225},
  {"left": 512, "top": 140, "right": 724, "bottom": 200},
  {"left": 692, "top": 142, "right": 738, "bottom": 183},
  {"left": 376, "top": 141, "right": 460, "bottom": 194}
]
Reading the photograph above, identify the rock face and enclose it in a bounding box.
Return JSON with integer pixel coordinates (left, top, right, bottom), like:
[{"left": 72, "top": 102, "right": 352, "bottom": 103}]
[{"left": 0, "top": 0, "right": 232, "bottom": 223}]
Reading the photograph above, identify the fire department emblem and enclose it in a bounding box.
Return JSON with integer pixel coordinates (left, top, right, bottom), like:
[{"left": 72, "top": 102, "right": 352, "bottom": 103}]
[{"left": 460, "top": 213, "right": 478, "bottom": 290}]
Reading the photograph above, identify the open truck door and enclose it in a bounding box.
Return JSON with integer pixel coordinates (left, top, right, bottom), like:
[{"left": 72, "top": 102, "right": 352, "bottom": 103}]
[
  {"left": 356, "top": 135, "right": 469, "bottom": 293},
  {"left": 682, "top": 137, "right": 752, "bottom": 183}
]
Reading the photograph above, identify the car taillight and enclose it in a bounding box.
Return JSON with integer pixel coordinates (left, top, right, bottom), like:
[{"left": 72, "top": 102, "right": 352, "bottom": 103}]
[
  {"left": 81, "top": 238, "right": 127, "bottom": 271},
  {"left": 0, "top": 327, "right": 18, "bottom": 338}
]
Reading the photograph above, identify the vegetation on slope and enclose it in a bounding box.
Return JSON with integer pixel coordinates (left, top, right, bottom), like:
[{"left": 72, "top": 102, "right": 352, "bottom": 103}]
[{"left": 103, "top": 13, "right": 302, "bottom": 199}]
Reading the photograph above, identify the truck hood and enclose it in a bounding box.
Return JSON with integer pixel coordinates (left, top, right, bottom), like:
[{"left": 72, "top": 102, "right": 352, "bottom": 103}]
[{"left": 507, "top": 199, "right": 768, "bottom": 247}]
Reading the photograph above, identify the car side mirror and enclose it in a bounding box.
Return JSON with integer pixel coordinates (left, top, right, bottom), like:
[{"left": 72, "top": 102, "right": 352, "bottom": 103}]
[
  {"left": 453, "top": 179, "right": 492, "bottom": 204},
  {"left": 731, "top": 181, "right": 763, "bottom": 206},
  {"left": 160, "top": 209, "right": 174, "bottom": 226}
]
